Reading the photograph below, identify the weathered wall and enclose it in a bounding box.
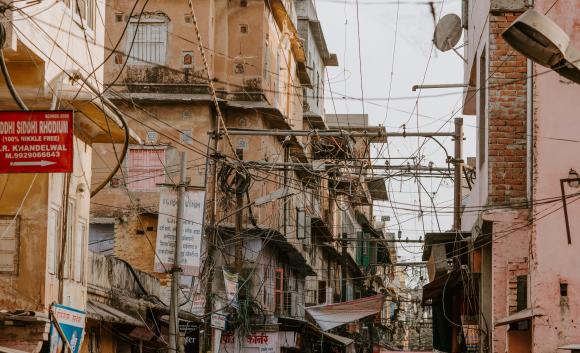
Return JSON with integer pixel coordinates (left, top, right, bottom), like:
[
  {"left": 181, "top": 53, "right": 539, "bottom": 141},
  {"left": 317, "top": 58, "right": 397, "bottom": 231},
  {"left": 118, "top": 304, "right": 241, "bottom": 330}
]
[
  {"left": 486, "top": 209, "right": 530, "bottom": 353},
  {"left": 530, "top": 1, "right": 580, "bottom": 352}
]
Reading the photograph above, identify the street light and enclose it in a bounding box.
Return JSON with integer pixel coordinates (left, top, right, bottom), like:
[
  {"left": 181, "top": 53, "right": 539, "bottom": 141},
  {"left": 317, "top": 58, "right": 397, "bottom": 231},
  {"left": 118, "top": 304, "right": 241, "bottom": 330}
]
[{"left": 502, "top": 9, "right": 580, "bottom": 84}]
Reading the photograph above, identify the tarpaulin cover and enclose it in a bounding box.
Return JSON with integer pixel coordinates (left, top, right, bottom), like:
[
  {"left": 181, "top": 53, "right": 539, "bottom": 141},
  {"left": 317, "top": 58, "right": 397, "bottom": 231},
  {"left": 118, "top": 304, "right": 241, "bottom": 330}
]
[{"left": 305, "top": 294, "right": 384, "bottom": 331}]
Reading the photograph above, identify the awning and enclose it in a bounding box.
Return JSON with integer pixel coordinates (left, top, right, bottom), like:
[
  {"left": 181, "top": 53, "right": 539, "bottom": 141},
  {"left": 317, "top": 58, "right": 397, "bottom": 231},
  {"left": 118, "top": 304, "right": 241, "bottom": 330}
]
[
  {"left": 422, "top": 270, "right": 462, "bottom": 304},
  {"left": 305, "top": 294, "right": 384, "bottom": 331},
  {"left": 495, "top": 308, "right": 544, "bottom": 327},
  {"left": 86, "top": 300, "right": 145, "bottom": 327},
  {"left": 323, "top": 332, "right": 354, "bottom": 346},
  {"left": 278, "top": 317, "right": 354, "bottom": 347}
]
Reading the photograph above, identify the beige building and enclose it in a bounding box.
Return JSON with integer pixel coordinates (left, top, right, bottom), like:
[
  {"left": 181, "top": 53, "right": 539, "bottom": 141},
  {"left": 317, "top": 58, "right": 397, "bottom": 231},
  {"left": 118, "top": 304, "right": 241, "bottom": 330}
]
[{"left": 0, "top": 0, "right": 140, "bottom": 351}]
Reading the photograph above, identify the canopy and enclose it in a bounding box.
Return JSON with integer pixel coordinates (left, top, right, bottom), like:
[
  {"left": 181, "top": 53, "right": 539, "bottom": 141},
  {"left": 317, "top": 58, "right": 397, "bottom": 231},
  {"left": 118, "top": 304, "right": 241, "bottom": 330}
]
[{"left": 305, "top": 294, "right": 384, "bottom": 331}]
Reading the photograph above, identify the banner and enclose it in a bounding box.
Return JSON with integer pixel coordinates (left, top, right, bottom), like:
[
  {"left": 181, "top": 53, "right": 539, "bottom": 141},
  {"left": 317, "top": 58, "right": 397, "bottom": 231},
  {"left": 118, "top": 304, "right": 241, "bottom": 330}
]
[
  {"left": 223, "top": 268, "right": 239, "bottom": 308},
  {"left": 305, "top": 294, "right": 384, "bottom": 331},
  {"left": 154, "top": 190, "right": 205, "bottom": 276},
  {"left": 49, "top": 304, "right": 85, "bottom": 353}
]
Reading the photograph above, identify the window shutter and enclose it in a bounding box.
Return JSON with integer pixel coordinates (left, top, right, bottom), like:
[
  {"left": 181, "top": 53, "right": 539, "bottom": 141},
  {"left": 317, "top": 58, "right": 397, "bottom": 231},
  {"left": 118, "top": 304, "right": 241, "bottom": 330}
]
[
  {"left": 274, "top": 268, "right": 283, "bottom": 313},
  {"left": 318, "top": 280, "right": 326, "bottom": 304},
  {"left": 0, "top": 216, "right": 19, "bottom": 274}
]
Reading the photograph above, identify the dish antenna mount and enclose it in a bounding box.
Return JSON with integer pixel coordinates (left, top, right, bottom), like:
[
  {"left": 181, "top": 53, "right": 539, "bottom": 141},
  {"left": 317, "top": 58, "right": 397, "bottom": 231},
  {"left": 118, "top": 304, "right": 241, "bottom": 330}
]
[{"left": 433, "top": 13, "right": 466, "bottom": 62}]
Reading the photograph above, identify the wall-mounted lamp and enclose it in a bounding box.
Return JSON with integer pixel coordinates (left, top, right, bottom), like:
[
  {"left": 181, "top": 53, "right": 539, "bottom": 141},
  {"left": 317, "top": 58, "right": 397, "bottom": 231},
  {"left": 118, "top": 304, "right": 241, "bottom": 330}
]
[{"left": 567, "top": 169, "right": 580, "bottom": 188}]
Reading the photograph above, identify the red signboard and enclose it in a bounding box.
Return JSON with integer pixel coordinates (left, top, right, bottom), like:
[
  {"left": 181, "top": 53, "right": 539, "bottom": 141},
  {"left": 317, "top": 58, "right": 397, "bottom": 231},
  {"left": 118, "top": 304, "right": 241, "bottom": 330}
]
[{"left": 0, "top": 110, "right": 73, "bottom": 173}]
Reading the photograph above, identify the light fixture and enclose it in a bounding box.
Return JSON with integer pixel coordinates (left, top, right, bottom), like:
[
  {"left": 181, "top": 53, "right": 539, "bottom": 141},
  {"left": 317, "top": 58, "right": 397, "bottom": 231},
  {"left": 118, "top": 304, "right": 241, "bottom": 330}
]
[
  {"left": 398, "top": 230, "right": 402, "bottom": 239},
  {"left": 502, "top": 9, "right": 580, "bottom": 84},
  {"left": 568, "top": 169, "right": 580, "bottom": 188}
]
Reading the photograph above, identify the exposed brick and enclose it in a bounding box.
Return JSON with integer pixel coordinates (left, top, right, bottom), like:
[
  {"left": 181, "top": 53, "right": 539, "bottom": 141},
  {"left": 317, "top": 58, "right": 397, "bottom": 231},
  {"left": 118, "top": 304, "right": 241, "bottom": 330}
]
[{"left": 486, "top": 12, "right": 528, "bottom": 206}]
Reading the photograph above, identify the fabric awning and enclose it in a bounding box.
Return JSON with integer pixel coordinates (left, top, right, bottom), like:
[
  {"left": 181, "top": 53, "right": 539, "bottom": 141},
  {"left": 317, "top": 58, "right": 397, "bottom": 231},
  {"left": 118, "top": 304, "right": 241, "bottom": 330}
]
[
  {"left": 495, "top": 308, "right": 544, "bottom": 327},
  {"left": 305, "top": 294, "right": 384, "bottom": 331},
  {"left": 86, "top": 300, "right": 144, "bottom": 327}
]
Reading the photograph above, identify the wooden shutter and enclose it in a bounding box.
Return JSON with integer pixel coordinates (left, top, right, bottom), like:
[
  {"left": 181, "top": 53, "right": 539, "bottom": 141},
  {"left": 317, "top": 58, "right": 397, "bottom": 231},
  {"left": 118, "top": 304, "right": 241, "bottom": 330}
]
[
  {"left": 318, "top": 280, "right": 326, "bottom": 304},
  {"left": 274, "top": 268, "right": 283, "bottom": 313}
]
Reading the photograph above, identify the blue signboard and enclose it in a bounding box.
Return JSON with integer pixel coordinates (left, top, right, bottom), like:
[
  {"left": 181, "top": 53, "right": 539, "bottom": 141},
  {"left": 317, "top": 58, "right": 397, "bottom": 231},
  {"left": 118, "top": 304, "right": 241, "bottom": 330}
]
[{"left": 49, "top": 304, "right": 86, "bottom": 353}]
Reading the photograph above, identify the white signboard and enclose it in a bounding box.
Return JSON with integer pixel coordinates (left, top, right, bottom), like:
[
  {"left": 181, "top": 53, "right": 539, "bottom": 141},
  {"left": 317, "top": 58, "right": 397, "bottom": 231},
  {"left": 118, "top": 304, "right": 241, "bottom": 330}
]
[
  {"left": 211, "top": 313, "right": 227, "bottom": 330},
  {"left": 154, "top": 190, "right": 205, "bottom": 276},
  {"left": 223, "top": 269, "right": 239, "bottom": 307}
]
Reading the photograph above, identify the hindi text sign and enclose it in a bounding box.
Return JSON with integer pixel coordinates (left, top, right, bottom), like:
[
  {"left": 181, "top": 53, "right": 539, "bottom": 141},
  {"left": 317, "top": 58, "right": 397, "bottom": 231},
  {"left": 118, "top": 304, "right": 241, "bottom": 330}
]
[{"left": 154, "top": 190, "right": 205, "bottom": 276}]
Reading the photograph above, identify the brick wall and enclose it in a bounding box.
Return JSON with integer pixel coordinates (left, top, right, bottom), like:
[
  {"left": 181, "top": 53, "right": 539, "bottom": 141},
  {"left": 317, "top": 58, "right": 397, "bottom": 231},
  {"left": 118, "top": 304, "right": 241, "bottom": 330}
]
[
  {"left": 113, "top": 213, "right": 170, "bottom": 286},
  {"left": 507, "top": 258, "right": 528, "bottom": 314},
  {"left": 488, "top": 12, "right": 528, "bottom": 206}
]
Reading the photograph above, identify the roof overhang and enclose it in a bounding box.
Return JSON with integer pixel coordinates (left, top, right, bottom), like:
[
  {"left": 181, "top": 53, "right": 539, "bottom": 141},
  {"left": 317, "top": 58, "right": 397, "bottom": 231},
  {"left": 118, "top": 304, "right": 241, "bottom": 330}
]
[
  {"left": 71, "top": 100, "right": 141, "bottom": 144},
  {"left": 422, "top": 231, "right": 471, "bottom": 261},
  {"left": 422, "top": 270, "right": 462, "bottom": 304},
  {"left": 87, "top": 300, "right": 145, "bottom": 327},
  {"left": 495, "top": 308, "right": 544, "bottom": 327},
  {"left": 367, "top": 178, "right": 388, "bottom": 201}
]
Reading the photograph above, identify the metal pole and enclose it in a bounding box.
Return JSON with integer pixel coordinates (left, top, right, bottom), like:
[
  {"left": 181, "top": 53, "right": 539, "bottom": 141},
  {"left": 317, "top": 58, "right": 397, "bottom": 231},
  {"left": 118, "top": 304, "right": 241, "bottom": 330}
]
[
  {"left": 411, "top": 83, "right": 469, "bottom": 91},
  {"left": 453, "top": 118, "right": 464, "bottom": 231},
  {"left": 170, "top": 152, "right": 188, "bottom": 353},
  {"left": 209, "top": 129, "right": 456, "bottom": 138},
  {"left": 235, "top": 150, "right": 244, "bottom": 274},
  {"left": 283, "top": 144, "right": 289, "bottom": 238}
]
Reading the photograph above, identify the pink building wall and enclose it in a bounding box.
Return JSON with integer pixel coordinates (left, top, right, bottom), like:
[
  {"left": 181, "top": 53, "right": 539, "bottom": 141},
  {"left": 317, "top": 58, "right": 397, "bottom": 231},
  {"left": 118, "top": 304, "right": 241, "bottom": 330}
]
[{"left": 530, "top": 1, "right": 580, "bottom": 352}]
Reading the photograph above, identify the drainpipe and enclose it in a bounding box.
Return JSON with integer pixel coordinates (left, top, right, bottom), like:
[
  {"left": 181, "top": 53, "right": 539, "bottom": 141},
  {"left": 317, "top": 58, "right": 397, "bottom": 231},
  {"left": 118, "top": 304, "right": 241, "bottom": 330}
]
[{"left": 526, "top": 59, "right": 533, "bottom": 203}]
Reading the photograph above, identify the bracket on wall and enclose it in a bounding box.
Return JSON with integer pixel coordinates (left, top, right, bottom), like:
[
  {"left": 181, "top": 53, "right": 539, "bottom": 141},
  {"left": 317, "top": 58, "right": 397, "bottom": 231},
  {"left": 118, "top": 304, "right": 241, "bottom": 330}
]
[{"left": 560, "top": 177, "right": 580, "bottom": 244}]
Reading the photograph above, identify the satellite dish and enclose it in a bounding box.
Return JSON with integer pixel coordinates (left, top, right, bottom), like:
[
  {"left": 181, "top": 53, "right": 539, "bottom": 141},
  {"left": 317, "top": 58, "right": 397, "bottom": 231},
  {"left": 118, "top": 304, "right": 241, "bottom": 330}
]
[{"left": 433, "top": 14, "right": 462, "bottom": 52}]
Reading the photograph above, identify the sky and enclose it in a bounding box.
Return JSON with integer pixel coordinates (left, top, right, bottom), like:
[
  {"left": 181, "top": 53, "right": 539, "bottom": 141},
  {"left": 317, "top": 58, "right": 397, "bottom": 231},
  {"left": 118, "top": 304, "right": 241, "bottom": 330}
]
[{"left": 315, "top": 0, "right": 477, "bottom": 283}]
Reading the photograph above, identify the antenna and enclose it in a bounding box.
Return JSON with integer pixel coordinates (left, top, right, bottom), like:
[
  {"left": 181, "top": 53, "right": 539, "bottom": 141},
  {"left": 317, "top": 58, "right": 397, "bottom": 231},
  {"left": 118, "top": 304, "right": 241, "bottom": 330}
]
[{"left": 433, "top": 13, "right": 466, "bottom": 62}]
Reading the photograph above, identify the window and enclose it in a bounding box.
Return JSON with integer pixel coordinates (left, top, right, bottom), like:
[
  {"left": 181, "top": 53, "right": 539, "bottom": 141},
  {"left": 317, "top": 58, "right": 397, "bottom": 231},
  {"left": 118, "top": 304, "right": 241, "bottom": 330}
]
[
  {"left": 74, "top": 0, "right": 96, "bottom": 31},
  {"left": 74, "top": 218, "right": 87, "bottom": 283},
  {"left": 126, "top": 17, "right": 168, "bottom": 65},
  {"left": 479, "top": 48, "right": 487, "bottom": 168},
  {"left": 115, "top": 13, "right": 124, "bottom": 23},
  {"left": 296, "top": 208, "right": 305, "bottom": 239},
  {"left": 184, "top": 15, "right": 192, "bottom": 24},
  {"left": 516, "top": 275, "right": 527, "bottom": 311},
  {"left": 182, "top": 111, "right": 192, "bottom": 120},
  {"left": 127, "top": 148, "right": 166, "bottom": 190},
  {"left": 48, "top": 207, "right": 61, "bottom": 275},
  {"left": 240, "top": 24, "right": 248, "bottom": 34},
  {"left": 64, "top": 200, "right": 76, "bottom": 279},
  {"left": 181, "top": 131, "right": 193, "bottom": 145},
  {"left": 263, "top": 40, "right": 270, "bottom": 81},
  {"left": 274, "top": 268, "right": 284, "bottom": 313},
  {"left": 89, "top": 223, "right": 114, "bottom": 255},
  {"left": 0, "top": 216, "right": 19, "bottom": 274},
  {"left": 318, "top": 280, "right": 327, "bottom": 304},
  {"left": 560, "top": 282, "right": 568, "bottom": 297}
]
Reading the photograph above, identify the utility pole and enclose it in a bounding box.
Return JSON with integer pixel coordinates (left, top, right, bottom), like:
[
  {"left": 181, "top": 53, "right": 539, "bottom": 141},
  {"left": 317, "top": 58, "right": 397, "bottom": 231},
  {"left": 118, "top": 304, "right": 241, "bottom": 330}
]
[
  {"left": 283, "top": 143, "right": 289, "bottom": 238},
  {"left": 170, "top": 152, "right": 188, "bottom": 353},
  {"left": 235, "top": 149, "right": 244, "bottom": 274},
  {"left": 453, "top": 118, "right": 464, "bottom": 231},
  {"left": 203, "top": 118, "right": 221, "bottom": 353}
]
